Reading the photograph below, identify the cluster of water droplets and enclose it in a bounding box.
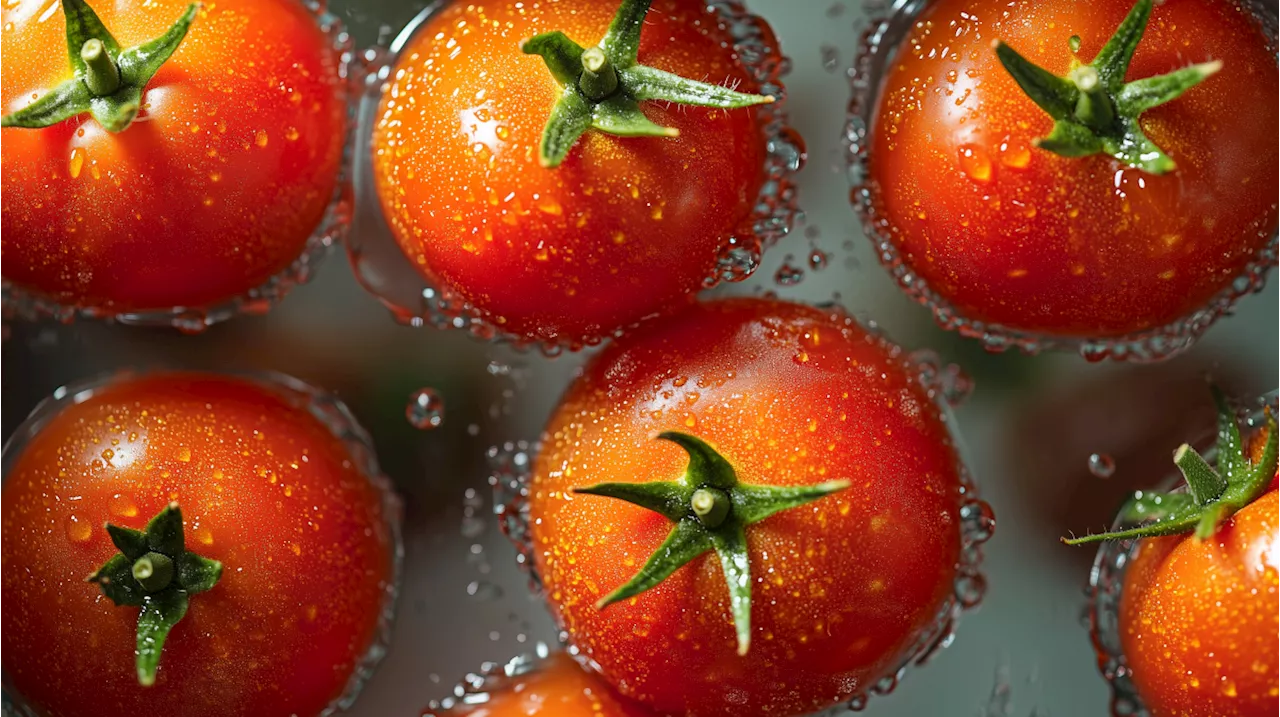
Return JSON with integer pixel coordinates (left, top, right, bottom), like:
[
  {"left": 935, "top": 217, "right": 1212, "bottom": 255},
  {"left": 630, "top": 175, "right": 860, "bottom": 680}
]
[
  {"left": 345, "top": 1, "right": 805, "bottom": 351},
  {"left": 841, "top": 0, "right": 1278, "bottom": 363},
  {"left": 422, "top": 642, "right": 565, "bottom": 715},
  {"left": 1, "top": 5, "right": 358, "bottom": 334}
]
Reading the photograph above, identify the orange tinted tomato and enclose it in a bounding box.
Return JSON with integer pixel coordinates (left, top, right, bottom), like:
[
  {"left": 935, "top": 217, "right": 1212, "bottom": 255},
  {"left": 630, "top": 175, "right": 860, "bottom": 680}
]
[
  {"left": 430, "top": 653, "right": 654, "bottom": 717},
  {"left": 528, "top": 298, "right": 968, "bottom": 716},
  {"left": 1119, "top": 434, "right": 1279, "bottom": 717},
  {"left": 371, "top": 0, "right": 770, "bottom": 345},
  {"left": 868, "top": 0, "right": 1277, "bottom": 338},
  {"left": 2, "top": 373, "right": 395, "bottom": 717},
  {"left": 1, "top": 0, "right": 346, "bottom": 313}
]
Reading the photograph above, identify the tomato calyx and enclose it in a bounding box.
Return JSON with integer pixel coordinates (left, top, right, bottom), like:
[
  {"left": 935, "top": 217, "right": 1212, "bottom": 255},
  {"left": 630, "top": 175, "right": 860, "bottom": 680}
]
[
  {"left": 86, "top": 502, "right": 223, "bottom": 686},
  {"left": 518, "top": 0, "right": 775, "bottom": 168},
  {"left": 0, "top": 0, "right": 199, "bottom": 133},
  {"left": 1065, "top": 388, "right": 1278, "bottom": 546},
  {"left": 993, "top": 0, "right": 1221, "bottom": 174},
  {"left": 574, "top": 431, "right": 849, "bottom": 655}
]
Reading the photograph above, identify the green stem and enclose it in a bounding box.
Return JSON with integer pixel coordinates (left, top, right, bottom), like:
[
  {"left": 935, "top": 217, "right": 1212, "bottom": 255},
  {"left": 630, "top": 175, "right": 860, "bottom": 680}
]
[
  {"left": 1063, "top": 390, "right": 1277, "bottom": 546},
  {"left": 131, "top": 552, "right": 175, "bottom": 592},
  {"left": 520, "top": 0, "right": 774, "bottom": 167},
  {"left": 575, "top": 432, "right": 848, "bottom": 655},
  {"left": 993, "top": 0, "right": 1221, "bottom": 174},
  {"left": 690, "top": 488, "right": 730, "bottom": 528},
  {"left": 80, "top": 38, "right": 121, "bottom": 95},
  {"left": 578, "top": 46, "right": 618, "bottom": 101}
]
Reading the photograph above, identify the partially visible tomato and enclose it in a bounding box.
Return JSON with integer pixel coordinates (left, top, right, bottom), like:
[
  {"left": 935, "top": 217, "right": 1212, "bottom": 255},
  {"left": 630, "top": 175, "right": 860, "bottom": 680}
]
[
  {"left": 372, "top": 0, "right": 777, "bottom": 346},
  {"left": 1, "top": 0, "right": 346, "bottom": 315},
  {"left": 865, "top": 0, "right": 1277, "bottom": 341},
  {"left": 528, "top": 297, "right": 975, "bottom": 716},
  {"left": 427, "top": 652, "right": 655, "bottom": 717},
  {"left": 2, "top": 373, "right": 397, "bottom": 717},
  {"left": 1071, "top": 392, "right": 1278, "bottom": 716}
]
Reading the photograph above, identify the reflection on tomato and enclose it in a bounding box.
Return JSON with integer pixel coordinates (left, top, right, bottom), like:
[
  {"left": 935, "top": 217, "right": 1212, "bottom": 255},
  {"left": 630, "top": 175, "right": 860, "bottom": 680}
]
[
  {"left": 1, "top": 0, "right": 346, "bottom": 313},
  {"left": 2, "top": 373, "right": 395, "bottom": 717},
  {"left": 867, "top": 0, "right": 1277, "bottom": 339}
]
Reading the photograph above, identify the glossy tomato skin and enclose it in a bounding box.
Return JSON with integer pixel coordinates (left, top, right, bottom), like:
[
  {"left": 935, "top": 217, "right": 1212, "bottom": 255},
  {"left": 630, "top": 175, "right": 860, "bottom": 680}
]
[
  {"left": 432, "top": 652, "right": 655, "bottom": 717},
  {"left": 2, "top": 373, "right": 395, "bottom": 717},
  {"left": 1, "top": 0, "right": 346, "bottom": 313},
  {"left": 867, "top": 0, "right": 1278, "bottom": 338},
  {"left": 372, "top": 0, "right": 770, "bottom": 345},
  {"left": 1118, "top": 433, "right": 1279, "bottom": 717},
  {"left": 528, "top": 298, "right": 967, "bottom": 716}
]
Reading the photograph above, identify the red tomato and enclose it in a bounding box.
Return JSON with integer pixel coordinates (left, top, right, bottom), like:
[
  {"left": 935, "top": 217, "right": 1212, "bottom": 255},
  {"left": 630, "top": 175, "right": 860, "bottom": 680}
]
[
  {"left": 528, "top": 297, "right": 972, "bottom": 716},
  {"left": 428, "top": 652, "right": 655, "bottom": 717},
  {"left": 2, "top": 373, "right": 397, "bottom": 717},
  {"left": 866, "top": 0, "right": 1277, "bottom": 339},
  {"left": 1119, "top": 429, "right": 1278, "bottom": 717},
  {"left": 371, "top": 0, "right": 773, "bottom": 346},
  {"left": 1, "top": 0, "right": 346, "bottom": 314}
]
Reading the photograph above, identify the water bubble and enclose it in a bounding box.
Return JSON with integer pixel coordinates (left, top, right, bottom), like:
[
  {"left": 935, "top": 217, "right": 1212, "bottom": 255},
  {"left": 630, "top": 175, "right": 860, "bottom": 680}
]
[
  {"left": 960, "top": 499, "right": 996, "bottom": 544},
  {"left": 65, "top": 514, "right": 92, "bottom": 543},
  {"left": 774, "top": 257, "right": 805, "bottom": 286},
  {"left": 954, "top": 571, "right": 987, "bottom": 608},
  {"left": 958, "top": 144, "right": 993, "bottom": 184},
  {"left": 406, "top": 388, "right": 444, "bottom": 429},
  {"left": 808, "top": 248, "right": 830, "bottom": 271},
  {"left": 1087, "top": 453, "right": 1116, "bottom": 479},
  {"left": 466, "top": 581, "right": 503, "bottom": 601},
  {"left": 820, "top": 44, "right": 840, "bottom": 72}
]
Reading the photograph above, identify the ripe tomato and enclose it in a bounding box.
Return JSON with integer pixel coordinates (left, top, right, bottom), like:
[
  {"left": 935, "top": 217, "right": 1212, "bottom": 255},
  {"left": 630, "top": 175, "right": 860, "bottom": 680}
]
[
  {"left": 528, "top": 297, "right": 973, "bottom": 716},
  {"left": 2, "top": 373, "right": 397, "bottom": 717},
  {"left": 866, "top": 0, "right": 1277, "bottom": 340},
  {"left": 1, "top": 0, "right": 346, "bottom": 315},
  {"left": 428, "top": 652, "right": 655, "bottom": 717},
  {"left": 1119, "top": 426, "right": 1278, "bottom": 717},
  {"left": 371, "top": 0, "right": 776, "bottom": 346}
]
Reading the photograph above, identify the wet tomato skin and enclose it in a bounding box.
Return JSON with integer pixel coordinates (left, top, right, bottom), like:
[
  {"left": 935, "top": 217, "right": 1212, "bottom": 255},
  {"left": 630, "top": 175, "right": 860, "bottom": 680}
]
[
  {"left": 372, "top": 0, "right": 769, "bottom": 345},
  {"left": 868, "top": 0, "right": 1278, "bottom": 338},
  {"left": 1, "top": 0, "right": 346, "bottom": 313},
  {"left": 529, "top": 298, "right": 966, "bottom": 716},
  {"left": 1, "top": 373, "right": 394, "bottom": 717},
  {"left": 1119, "top": 433, "right": 1279, "bottom": 717},
  {"left": 432, "top": 652, "right": 655, "bottom": 717}
]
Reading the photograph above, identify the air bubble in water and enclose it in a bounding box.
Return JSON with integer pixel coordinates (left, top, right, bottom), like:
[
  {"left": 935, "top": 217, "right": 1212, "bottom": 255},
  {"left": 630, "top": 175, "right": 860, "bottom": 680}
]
[
  {"left": 808, "top": 248, "right": 830, "bottom": 271},
  {"left": 1087, "top": 453, "right": 1116, "bottom": 479},
  {"left": 406, "top": 388, "right": 444, "bottom": 429},
  {"left": 466, "top": 581, "right": 503, "bottom": 601}
]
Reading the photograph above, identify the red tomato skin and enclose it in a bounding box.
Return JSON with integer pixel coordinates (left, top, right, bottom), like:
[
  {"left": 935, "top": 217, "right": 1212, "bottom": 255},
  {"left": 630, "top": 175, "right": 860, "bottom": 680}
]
[
  {"left": 434, "top": 652, "right": 656, "bottom": 717},
  {"left": 372, "top": 0, "right": 769, "bottom": 345},
  {"left": 1, "top": 0, "right": 346, "bottom": 313},
  {"left": 867, "top": 0, "right": 1278, "bottom": 338},
  {"left": 528, "top": 298, "right": 966, "bottom": 716},
  {"left": 1, "top": 373, "right": 395, "bottom": 717},
  {"left": 1119, "top": 487, "right": 1279, "bottom": 717}
]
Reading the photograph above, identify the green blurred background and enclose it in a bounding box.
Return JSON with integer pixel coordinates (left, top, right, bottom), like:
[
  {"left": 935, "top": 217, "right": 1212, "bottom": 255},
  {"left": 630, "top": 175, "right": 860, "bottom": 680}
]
[{"left": 3, "top": 1, "right": 1276, "bottom": 715}]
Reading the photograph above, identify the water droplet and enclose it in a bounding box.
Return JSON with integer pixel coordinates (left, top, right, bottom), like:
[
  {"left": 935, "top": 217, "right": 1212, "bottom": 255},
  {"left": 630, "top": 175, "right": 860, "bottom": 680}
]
[
  {"left": 954, "top": 571, "right": 986, "bottom": 607},
  {"left": 194, "top": 526, "right": 214, "bottom": 546},
  {"left": 466, "top": 581, "right": 503, "bottom": 600},
  {"left": 406, "top": 388, "right": 444, "bottom": 429},
  {"left": 254, "top": 130, "right": 269, "bottom": 148},
  {"left": 808, "top": 248, "right": 829, "bottom": 271},
  {"left": 68, "top": 147, "right": 85, "bottom": 179},
  {"left": 461, "top": 516, "right": 486, "bottom": 538},
  {"left": 960, "top": 500, "right": 996, "bottom": 543},
  {"left": 820, "top": 44, "right": 839, "bottom": 72},
  {"left": 109, "top": 494, "right": 138, "bottom": 518},
  {"left": 65, "top": 514, "right": 92, "bottom": 543},
  {"left": 957, "top": 144, "right": 992, "bottom": 183},
  {"left": 999, "top": 137, "right": 1032, "bottom": 169},
  {"left": 1088, "top": 453, "right": 1116, "bottom": 479},
  {"left": 284, "top": 126, "right": 300, "bottom": 141},
  {"left": 774, "top": 257, "right": 805, "bottom": 286}
]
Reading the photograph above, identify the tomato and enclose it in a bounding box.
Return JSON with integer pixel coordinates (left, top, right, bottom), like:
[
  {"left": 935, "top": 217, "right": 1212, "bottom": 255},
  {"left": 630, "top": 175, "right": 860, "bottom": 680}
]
[
  {"left": 428, "top": 652, "right": 655, "bottom": 717},
  {"left": 527, "top": 297, "right": 974, "bottom": 716},
  {"left": 1070, "top": 392, "right": 1278, "bottom": 716},
  {"left": 371, "top": 0, "right": 777, "bottom": 346},
  {"left": 1, "top": 373, "right": 397, "bottom": 717},
  {"left": 1, "top": 0, "right": 346, "bottom": 315},
  {"left": 865, "top": 0, "right": 1278, "bottom": 341},
  {"left": 1121, "top": 487, "right": 1278, "bottom": 716}
]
